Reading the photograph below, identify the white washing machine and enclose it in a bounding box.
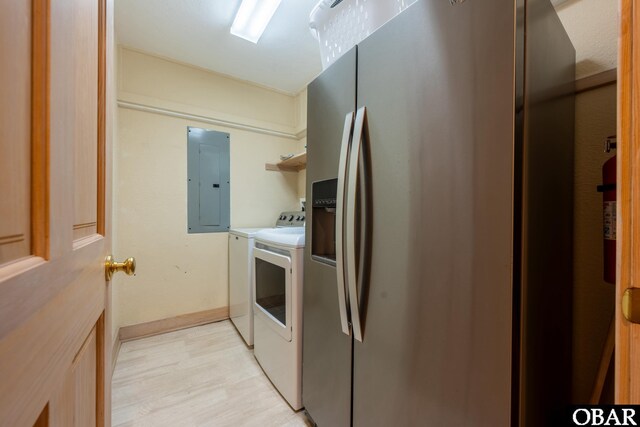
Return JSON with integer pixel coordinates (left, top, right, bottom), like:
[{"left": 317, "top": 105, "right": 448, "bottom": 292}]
[
  {"left": 228, "top": 212, "right": 305, "bottom": 347},
  {"left": 229, "top": 228, "right": 265, "bottom": 346},
  {"left": 253, "top": 225, "right": 305, "bottom": 410}
]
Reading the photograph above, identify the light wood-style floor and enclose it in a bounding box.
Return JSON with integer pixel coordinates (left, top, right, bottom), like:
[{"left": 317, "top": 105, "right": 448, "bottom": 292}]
[{"left": 112, "top": 320, "right": 312, "bottom": 427}]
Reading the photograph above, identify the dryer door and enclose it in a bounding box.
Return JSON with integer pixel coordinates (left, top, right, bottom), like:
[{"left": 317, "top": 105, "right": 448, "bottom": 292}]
[{"left": 253, "top": 246, "right": 292, "bottom": 341}]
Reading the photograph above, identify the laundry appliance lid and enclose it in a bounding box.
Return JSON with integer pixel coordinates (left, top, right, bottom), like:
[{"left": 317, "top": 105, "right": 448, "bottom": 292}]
[
  {"left": 255, "top": 227, "right": 305, "bottom": 248},
  {"left": 229, "top": 227, "right": 270, "bottom": 238}
]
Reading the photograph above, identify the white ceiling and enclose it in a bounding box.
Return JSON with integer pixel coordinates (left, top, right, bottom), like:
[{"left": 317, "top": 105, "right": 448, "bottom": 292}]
[{"left": 115, "top": 0, "right": 323, "bottom": 95}]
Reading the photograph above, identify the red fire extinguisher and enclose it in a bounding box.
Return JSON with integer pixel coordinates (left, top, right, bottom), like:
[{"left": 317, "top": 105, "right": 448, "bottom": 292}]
[{"left": 597, "top": 136, "right": 616, "bottom": 284}]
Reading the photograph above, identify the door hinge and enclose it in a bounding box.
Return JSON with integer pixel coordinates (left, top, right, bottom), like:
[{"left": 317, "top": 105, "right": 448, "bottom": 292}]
[{"left": 623, "top": 288, "right": 640, "bottom": 323}]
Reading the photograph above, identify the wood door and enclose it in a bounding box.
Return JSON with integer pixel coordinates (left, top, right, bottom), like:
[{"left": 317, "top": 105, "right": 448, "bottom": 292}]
[
  {"left": 0, "top": 0, "right": 115, "bottom": 425},
  {"left": 617, "top": 0, "right": 640, "bottom": 403}
]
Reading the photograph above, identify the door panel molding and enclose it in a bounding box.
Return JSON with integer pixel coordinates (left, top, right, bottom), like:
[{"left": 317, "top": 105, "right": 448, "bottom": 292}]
[
  {"left": 0, "top": 238, "right": 104, "bottom": 339},
  {"left": 0, "top": 274, "right": 105, "bottom": 426},
  {"left": 0, "top": 234, "right": 26, "bottom": 245},
  {"left": 97, "top": 0, "right": 107, "bottom": 237},
  {"left": 32, "top": 0, "right": 51, "bottom": 260},
  {"left": 1, "top": 0, "right": 35, "bottom": 266},
  {"left": 71, "top": 0, "right": 100, "bottom": 244},
  {"left": 0, "top": 0, "right": 50, "bottom": 265}
]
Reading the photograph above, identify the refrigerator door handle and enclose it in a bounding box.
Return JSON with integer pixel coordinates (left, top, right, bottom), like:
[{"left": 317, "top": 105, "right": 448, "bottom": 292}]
[
  {"left": 346, "top": 106, "right": 367, "bottom": 342},
  {"left": 336, "top": 111, "right": 354, "bottom": 336}
]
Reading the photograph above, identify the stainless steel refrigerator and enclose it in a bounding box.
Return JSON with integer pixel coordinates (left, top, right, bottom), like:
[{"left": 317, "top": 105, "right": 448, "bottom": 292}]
[{"left": 303, "top": 0, "right": 575, "bottom": 426}]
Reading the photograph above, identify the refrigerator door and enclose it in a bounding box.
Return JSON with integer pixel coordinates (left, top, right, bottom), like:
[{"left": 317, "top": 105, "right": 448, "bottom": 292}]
[
  {"left": 519, "top": 0, "right": 575, "bottom": 424},
  {"left": 303, "top": 48, "right": 356, "bottom": 427},
  {"left": 353, "top": 1, "right": 516, "bottom": 426}
]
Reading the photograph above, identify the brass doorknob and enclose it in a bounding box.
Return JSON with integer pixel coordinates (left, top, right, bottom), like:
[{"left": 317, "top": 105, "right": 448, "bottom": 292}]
[
  {"left": 105, "top": 255, "right": 136, "bottom": 281},
  {"left": 623, "top": 288, "right": 640, "bottom": 324}
]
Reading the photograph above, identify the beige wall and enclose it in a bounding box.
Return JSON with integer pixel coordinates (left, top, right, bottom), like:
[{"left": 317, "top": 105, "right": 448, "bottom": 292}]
[
  {"left": 119, "top": 48, "right": 298, "bottom": 132},
  {"left": 294, "top": 88, "right": 307, "bottom": 136},
  {"left": 113, "top": 47, "right": 305, "bottom": 330},
  {"left": 556, "top": 0, "right": 617, "bottom": 403},
  {"left": 295, "top": 89, "right": 308, "bottom": 200},
  {"left": 571, "top": 85, "right": 616, "bottom": 403},
  {"left": 298, "top": 164, "right": 307, "bottom": 199},
  {"left": 111, "top": 35, "right": 121, "bottom": 346},
  {"left": 556, "top": 0, "right": 617, "bottom": 79}
]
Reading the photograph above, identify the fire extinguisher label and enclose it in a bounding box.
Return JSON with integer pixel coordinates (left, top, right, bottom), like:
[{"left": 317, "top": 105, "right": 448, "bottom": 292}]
[{"left": 604, "top": 201, "right": 616, "bottom": 240}]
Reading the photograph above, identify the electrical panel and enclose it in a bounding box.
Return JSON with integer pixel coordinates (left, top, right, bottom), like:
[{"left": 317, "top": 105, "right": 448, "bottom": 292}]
[{"left": 187, "top": 127, "right": 230, "bottom": 233}]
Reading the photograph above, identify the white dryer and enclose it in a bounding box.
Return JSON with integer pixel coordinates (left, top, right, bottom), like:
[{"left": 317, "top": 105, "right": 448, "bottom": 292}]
[
  {"left": 228, "top": 212, "right": 305, "bottom": 347},
  {"left": 253, "top": 225, "right": 305, "bottom": 410}
]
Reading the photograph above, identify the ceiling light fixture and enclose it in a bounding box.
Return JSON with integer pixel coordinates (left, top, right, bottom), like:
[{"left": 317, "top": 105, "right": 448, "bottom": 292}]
[{"left": 230, "top": 0, "right": 282, "bottom": 44}]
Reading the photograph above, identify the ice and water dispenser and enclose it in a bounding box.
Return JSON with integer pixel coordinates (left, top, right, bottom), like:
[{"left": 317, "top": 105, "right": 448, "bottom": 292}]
[{"left": 311, "top": 178, "right": 337, "bottom": 266}]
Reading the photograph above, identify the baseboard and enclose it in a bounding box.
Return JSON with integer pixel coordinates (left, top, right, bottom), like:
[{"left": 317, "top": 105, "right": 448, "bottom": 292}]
[
  {"left": 118, "top": 306, "right": 229, "bottom": 342},
  {"left": 111, "top": 332, "right": 121, "bottom": 376}
]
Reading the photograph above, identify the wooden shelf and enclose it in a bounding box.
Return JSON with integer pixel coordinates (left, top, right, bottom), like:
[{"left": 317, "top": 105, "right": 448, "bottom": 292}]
[{"left": 266, "top": 152, "right": 306, "bottom": 172}]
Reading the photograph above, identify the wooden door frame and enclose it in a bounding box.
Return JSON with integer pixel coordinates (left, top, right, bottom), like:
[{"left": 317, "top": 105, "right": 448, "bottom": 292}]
[
  {"left": 103, "top": 0, "right": 115, "bottom": 423},
  {"left": 616, "top": 0, "right": 637, "bottom": 403}
]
